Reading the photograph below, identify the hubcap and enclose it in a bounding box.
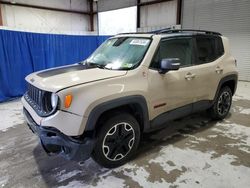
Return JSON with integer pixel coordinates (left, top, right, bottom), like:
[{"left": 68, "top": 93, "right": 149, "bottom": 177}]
[
  {"left": 217, "top": 91, "right": 231, "bottom": 116},
  {"left": 102, "top": 122, "right": 135, "bottom": 161}
]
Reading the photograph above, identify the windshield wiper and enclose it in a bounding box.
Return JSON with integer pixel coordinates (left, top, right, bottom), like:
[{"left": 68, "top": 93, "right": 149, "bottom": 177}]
[{"left": 83, "top": 61, "right": 111, "bottom": 70}]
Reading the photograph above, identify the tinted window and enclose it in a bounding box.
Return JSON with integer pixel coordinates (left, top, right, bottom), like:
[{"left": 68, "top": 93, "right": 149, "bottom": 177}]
[
  {"left": 195, "top": 35, "right": 224, "bottom": 65},
  {"left": 151, "top": 37, "right": 193, "bottom": 69}
]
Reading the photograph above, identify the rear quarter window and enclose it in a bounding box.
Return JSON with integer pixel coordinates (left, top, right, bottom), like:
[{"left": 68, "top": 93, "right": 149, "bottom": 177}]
[{"left": 195, "top": 35, "right": 224, "bottom": 65}]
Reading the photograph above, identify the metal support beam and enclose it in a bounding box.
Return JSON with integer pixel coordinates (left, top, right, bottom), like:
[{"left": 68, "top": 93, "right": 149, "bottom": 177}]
[
  {"left": 0, "top": 0, "right": 92, "bottom": 15},
  {"left": 0, "top": 3, "right": 2, "bottom": 26},
  {"left": 176, "top": 0, "right": 182, "bottom": 25},
  {"left": 137, "top": 0, "right": 140, "bottom": 28},
  {"left": 89, "top": 0, "right": 94, "bottom": 31},
  {"left": 138, "top": 0, "right": 174, "bottom": 7}
]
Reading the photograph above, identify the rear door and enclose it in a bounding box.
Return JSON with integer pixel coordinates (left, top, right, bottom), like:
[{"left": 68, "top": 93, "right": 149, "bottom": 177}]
[{"left": 191, "top": 35, "right": 225, "bottom": 111}]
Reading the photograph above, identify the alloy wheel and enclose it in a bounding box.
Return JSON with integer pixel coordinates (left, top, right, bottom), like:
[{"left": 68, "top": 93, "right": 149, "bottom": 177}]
[
  {"left": 102, "top": 122, "right": 135, "bottom": 161},
  {"left": 217, "top": 91, "right": 231, "bottom": 116}
]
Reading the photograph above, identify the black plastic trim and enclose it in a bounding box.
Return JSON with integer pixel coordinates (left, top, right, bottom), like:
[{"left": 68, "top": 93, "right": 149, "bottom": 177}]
[
  {"left": 148, "top": 100, "right": 213, "bottom": 132},
  {"left": 23, "top": 108, "right": 95, "bottom": 161},
  {"left": 149, "top": 103, "right": 192, "bottom": 131},
  {"left": 85, "top": 95, "right": 150, "bottom": 132},
  {"left": 213, "top": 74, "right": 238, "bottom": 101}
]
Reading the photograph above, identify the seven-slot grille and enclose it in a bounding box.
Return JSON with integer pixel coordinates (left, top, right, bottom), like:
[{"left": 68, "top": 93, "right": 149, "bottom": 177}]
[{"left": 24, "top": 84, "right": 54, "bottom": 116}]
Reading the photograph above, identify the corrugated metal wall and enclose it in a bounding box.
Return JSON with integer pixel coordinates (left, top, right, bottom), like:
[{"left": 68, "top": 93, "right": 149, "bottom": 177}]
[
  {"left": 98, "top": 0, "right": 178, "bottom": 32},
  {"left": 182, "top": 0, "right": 250, "bottom": 81},
  {"left": 139, "top": 0, "right": 177, "bottom": 32},
  {"left": 0, "top": 0, "right": 97, "bottom": 35}
]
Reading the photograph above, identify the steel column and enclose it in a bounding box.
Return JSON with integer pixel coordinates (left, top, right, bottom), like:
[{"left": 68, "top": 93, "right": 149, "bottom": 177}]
[{"left": 0, "top": 3, "right": 2, "bottom": 26}]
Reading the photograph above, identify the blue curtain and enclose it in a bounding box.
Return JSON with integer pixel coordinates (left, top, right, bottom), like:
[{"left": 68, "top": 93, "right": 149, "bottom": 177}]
[{"left": 0, "top": 29, "right": 110, "bottom": 102}]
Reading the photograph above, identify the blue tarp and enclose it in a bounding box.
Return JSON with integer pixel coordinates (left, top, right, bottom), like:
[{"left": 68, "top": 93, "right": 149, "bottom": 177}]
[{"left": 0, "top": 29, "right": 110, "bottom": 102}]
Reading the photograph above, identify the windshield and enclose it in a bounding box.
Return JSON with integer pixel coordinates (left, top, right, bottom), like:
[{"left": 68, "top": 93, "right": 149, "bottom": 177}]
[{"left": 83, "top": 37, "right": 151, "bottom": 70}]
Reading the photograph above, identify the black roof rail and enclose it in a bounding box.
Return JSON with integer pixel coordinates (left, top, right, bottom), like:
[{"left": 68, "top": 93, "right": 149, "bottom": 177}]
[
  {"left": 148, "top": 27, "right": 172, "bottom": 34},
  {"left": 116, "top": 32, "right": 149, "bottom": 35},
  {"left": 155, "top": 29, "right": 221, "bottom": 36},
  {"left": 116, "top": 29, "right": 221, "bottom": 36}
]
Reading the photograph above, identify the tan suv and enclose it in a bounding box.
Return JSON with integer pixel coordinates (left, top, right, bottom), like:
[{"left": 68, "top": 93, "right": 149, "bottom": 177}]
[{"left": 22, "top": 29, "right": 238, "bottom": 168}]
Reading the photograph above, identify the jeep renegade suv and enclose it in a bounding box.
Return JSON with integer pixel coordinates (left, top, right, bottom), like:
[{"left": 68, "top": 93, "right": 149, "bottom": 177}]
[{"left": 22, "top": 29, "right": 238, "bottom": 168}]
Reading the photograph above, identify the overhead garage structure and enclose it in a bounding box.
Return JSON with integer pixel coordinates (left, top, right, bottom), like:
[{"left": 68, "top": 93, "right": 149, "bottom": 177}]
[{"left": 182, "top": 0, "right": 250, "bottom": 81}]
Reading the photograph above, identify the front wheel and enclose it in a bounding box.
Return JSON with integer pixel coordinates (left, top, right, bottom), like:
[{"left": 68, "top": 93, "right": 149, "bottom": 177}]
[
  {"left": 208, "top": 86, "right": 232, "bottom": 120},
  {"left": 92, "top": 113, "right": 141, "bottom": 168}
]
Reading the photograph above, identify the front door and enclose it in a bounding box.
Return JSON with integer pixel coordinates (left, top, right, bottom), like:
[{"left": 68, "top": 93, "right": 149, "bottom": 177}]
[{"left": 148, "top": 37, "right": 197, "bottom": 124}]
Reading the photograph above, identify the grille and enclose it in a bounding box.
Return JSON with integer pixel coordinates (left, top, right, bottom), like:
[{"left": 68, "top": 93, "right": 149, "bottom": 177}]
[{"left": 24, "top": 84, "right": 54, "bottom": 117}]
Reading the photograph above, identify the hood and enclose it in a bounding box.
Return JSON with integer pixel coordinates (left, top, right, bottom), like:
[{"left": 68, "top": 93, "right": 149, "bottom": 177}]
[{"left": 25, "top": 64, "right": 127, "bottom": 92}]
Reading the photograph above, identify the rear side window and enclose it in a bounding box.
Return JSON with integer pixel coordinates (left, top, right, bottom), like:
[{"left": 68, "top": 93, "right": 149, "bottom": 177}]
[
  {"left": 151, "top": 37, "right": 193, "bottom": 69},
  {"left": 195, "top": 35, "right": 224, "bottom": 65}
]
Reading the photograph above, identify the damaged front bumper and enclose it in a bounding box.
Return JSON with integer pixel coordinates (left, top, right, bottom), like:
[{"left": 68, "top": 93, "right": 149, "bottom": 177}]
[{"left": 23, "top": 108, "right": 95, "bottom": 161}]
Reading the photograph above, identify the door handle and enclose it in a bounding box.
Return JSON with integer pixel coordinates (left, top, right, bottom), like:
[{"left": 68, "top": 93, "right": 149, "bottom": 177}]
[
  {"left": 185, "top": 72, "right": 196, "bottom": 80},
  {"left": 215, "top": 66, "right": 223, "bottom": 74}
]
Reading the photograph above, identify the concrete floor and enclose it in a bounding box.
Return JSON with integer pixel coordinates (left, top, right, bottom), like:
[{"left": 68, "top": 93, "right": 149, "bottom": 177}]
[{"left": 0, "top": 81, "right": 249, "bottom": 188}]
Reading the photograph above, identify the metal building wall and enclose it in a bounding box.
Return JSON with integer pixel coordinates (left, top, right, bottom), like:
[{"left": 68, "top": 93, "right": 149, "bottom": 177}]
[
  {"left": 139, "top": 0, "right": 177, "bottom": 32},
  {"left": 182, "top": 0, "right": 250, "bottom": 81},
  {"left": 98, "top": 0, "right": 136, "bottom": 12},
  {"left": 0, "top": 0, "right": 97, "bottom": 35},
  {"left": 97, "top": 0, "right": 178, "bottom": 32}
]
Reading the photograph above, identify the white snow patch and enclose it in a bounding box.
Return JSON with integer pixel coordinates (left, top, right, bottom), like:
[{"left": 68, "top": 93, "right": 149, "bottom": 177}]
[
  {"left": 227, "top": 143, "right": 250, "bottom": 154},
  {"left": 0, "top": 99, "right": 24, "bottom": 131},
  {"left": 240, "top": 108, "right": 250, "bottom": 115},
  {"left": 55, "top": 170, "right": 82, "bottom": 183},
  {"left": 57, "top": 180, "right": 86, "bottom": 188},
  {"left": 0, "top": 176, "right": 9, "bottom": 187},
  {"left": 183, "top": 134, "right": 208, "bottom": 142},
  {"left": 86, "top": 145, "right": 250, "bottom": 188},
  {"left": 233, "top": 81, "right": 250, "bottom": 101},
  {"left": 232, "top": 106, "right": 250, "bottom": 115},
  {"left": 147, "top": 145, "right": 250, "bottom": 187},
  {"left": 212, "top": 122, "right": 250, "bottom": 154},
  {"left": 213, "top": 123, "right": 250, "bottom": 146},
  {"left": 207, "top": 135, "right": 218, "bottom": 138},
  {"left": 94, "top": 175, "right": 125, "bottom": 188}
]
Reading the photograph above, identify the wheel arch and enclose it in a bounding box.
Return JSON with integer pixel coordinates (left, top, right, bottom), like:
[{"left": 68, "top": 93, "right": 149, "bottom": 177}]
[
  {"left": 214, "top": 74, "right": 238, "bottom": 101},
  {"left": 84, "top": 95, "right": 150, "bottom": 134}
]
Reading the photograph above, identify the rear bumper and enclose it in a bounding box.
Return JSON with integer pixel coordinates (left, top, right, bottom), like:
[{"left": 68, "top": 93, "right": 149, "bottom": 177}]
[{"left": 23, "top": 108, "right": 95, "bottom": 161}]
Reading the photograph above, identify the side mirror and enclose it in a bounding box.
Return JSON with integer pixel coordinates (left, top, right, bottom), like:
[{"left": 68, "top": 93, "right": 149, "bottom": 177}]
[{"left": 159, "top": 58, "right": 180, "bottom": 74}]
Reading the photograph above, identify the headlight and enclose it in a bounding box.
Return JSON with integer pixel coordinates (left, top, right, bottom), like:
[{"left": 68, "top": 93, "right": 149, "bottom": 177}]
[{"left": 51, "top": 93, "right": 58, "bottom": 109}]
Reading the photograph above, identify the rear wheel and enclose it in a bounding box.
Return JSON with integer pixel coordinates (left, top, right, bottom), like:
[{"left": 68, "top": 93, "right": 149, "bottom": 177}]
[
  {"left": 92, "top": 113, "right": 140, "bottom": 168},
  {"left": 208, "top": 86, "right": 232, "bottom": 120}
]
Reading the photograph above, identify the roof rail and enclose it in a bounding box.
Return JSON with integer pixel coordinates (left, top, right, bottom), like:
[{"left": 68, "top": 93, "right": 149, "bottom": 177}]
[
  {"left": 148, "top": 27, "right": 171, "bottom": 34},
  {"left": 116, "top": 29, "right": 221, "bottom": 36},
  {"left": 116, "top": 32, "right": 149, "bottom": 35},
  {"left": 155, "top": 29, "right": 221, "bottom": 35}
]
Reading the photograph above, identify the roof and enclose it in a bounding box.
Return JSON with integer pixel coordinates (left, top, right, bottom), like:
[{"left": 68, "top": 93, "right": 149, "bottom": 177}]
[{"left": 114, "top": 29, "right": 222, "bottom": 38}]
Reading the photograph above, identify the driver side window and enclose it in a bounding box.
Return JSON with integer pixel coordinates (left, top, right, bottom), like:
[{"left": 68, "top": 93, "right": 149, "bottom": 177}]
[{"left": 151, "top": 37, "right": 193, "bottom": 69}]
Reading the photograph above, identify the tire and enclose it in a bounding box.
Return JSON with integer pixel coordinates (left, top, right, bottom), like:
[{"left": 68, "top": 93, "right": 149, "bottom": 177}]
[
  {"left": 92, "top": 113, "right": 141, "bottom": 168},
  {"left": 208, "top": 86, "right": 232, "bottom": 120}
]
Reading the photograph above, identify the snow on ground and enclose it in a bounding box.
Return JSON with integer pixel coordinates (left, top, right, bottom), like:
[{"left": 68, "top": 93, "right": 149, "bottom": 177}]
[
  {"left": 0, "top": 81, "right": 249, "bottom": 188},
  {"left": 0, "top": 99, "right": 24, "bottom": 131},
  {"left": 212, "top": 122, "right": 250, "bottom": 152},
  {"left": 233, "top": 81, "right": 250, "bottom": 101}
]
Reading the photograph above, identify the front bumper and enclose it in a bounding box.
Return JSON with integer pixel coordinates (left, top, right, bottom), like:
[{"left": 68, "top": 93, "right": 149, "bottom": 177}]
[{"left": 23, "top": 108, "right": 95, "bottom": 161}]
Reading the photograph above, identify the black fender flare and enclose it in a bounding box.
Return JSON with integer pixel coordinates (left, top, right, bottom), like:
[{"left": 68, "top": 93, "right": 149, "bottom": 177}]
[
  {"left": 84, "top": 95, "right": 150, "bottom": 132},
  {"left": 213, "top": 74, "right": 238, "bottom": 101}
]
